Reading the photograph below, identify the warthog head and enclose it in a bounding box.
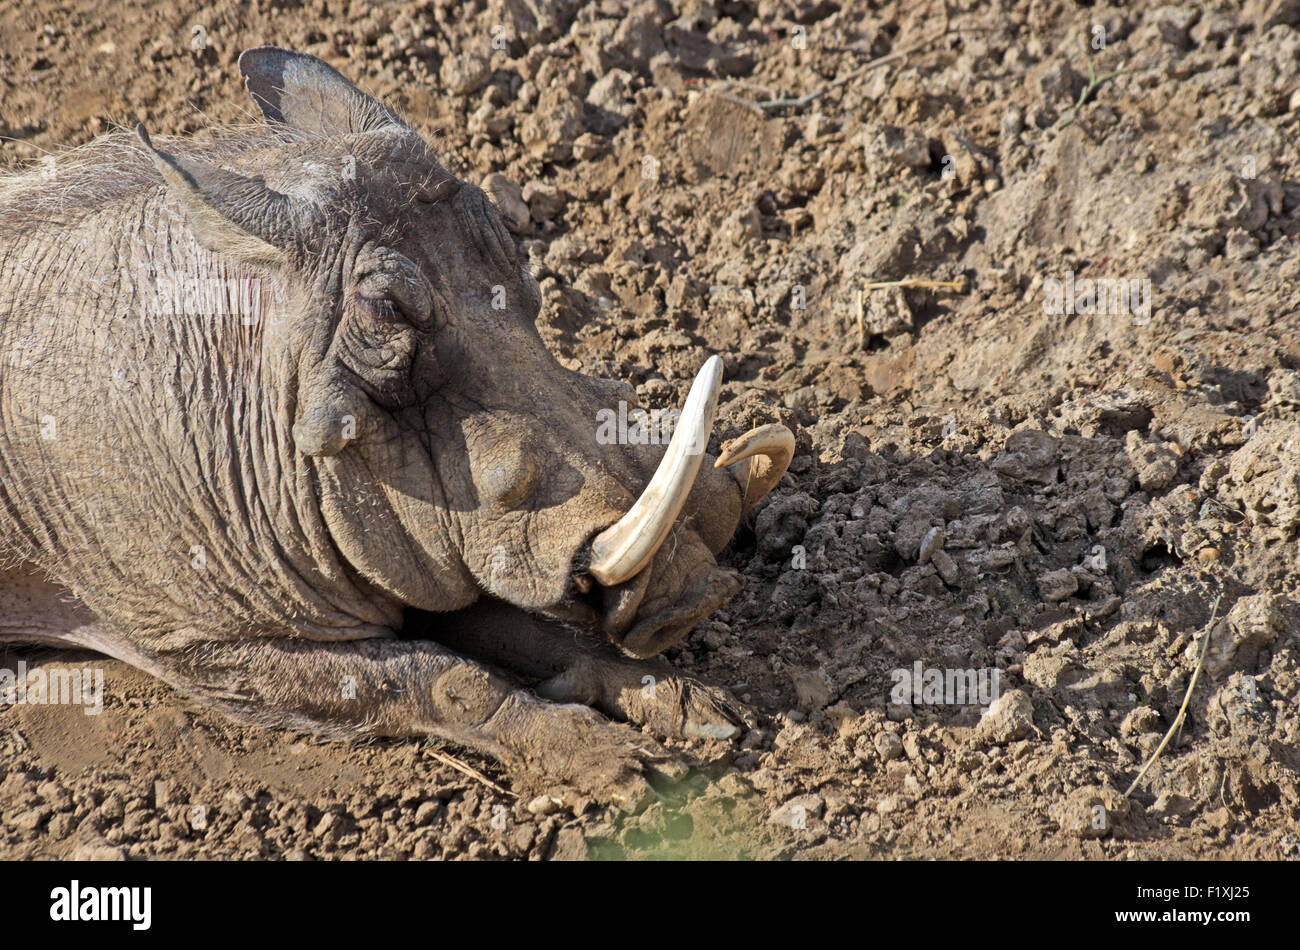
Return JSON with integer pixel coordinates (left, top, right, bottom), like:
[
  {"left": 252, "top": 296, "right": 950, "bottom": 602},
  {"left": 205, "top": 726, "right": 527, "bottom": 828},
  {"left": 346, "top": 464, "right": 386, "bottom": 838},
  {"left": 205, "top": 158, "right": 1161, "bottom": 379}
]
[{"left": 137, "top": 48, "right": 792, "bottom": 656}]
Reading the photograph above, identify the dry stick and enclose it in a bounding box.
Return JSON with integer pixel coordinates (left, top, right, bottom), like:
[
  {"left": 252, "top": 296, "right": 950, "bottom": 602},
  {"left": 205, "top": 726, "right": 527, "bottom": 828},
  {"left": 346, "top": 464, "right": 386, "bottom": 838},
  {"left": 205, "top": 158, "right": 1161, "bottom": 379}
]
[
  {"left": 717, "top": 93, "right": 770, "bottom": 118},
  {"left": 425, "top": 745, "right": 514, "bottom": 797},
  {"left": 1124, "top": 592, "right": 1223, "bottom": 798},
  {"left": 863, "top": 278, "right": 966, "bottom": 291},
  {"left": 753, "top": 28, "right": 957, "bottom": 112},
  {"left": 856, "top": 279, "right": 967, "bottom": 340}
]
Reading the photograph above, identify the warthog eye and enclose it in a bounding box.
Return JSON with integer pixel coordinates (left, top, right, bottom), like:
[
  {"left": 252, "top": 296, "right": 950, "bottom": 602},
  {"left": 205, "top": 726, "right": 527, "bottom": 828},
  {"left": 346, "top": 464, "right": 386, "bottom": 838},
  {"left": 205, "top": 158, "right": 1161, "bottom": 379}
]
[
  {"left": 359, "top": 294, "right": 401, "bottom": 321},
  {"left": 355, "top": 268, "right": 431, "bottom": 327}
]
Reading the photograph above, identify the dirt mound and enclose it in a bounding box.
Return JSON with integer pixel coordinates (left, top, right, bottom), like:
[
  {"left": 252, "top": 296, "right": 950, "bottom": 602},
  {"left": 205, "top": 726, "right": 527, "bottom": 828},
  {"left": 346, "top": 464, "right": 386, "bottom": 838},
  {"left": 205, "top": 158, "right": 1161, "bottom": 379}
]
[{"left": 3, "top": 0, "right": 1300, "bottom": 859}]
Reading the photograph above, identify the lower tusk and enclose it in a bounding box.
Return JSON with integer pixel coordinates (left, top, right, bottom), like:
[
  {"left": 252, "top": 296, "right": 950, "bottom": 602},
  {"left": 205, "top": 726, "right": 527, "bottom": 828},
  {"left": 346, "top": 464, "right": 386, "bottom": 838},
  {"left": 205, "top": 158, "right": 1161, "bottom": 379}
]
[
  {"left": 588, "top": 355, "right": 724, "bottom": 587},
  {"left": 714, "top": 423, "right": 795, "bottom": 510}
]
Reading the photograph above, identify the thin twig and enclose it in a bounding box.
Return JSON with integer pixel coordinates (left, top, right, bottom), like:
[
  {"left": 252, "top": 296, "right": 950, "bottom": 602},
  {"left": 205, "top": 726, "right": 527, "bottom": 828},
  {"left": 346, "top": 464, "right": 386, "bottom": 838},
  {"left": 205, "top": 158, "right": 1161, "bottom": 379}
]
[
  {"left": 1124, "top": 592, "right": 1222, "bottom": 798},
  {"left": 717, "top": 92, "right": 769, "bottom": 117},
  {"left": 1064, "top": 33, "right": 1129, "bottom": 125},
  {"left": 856, "top": 278, "right": 967, "bottom": 341},
  {"left": 862, "top": 278, "right": 966, "bottom": 291},
  {"left": 425, "top": 745, "right": 514, "bottom": 797},
  {"left": 750, "top": 27, "right": 961, "bottom": 112},
  {"left": 831, "top": 24, "right": 1001, "bottom": 56}
]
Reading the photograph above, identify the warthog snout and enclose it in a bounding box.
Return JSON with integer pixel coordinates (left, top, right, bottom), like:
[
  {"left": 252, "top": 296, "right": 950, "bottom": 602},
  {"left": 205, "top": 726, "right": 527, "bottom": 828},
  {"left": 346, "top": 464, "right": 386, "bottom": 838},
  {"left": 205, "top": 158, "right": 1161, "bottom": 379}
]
[{"left": 565, "top": 357, "right": 793, "bottom": 655}]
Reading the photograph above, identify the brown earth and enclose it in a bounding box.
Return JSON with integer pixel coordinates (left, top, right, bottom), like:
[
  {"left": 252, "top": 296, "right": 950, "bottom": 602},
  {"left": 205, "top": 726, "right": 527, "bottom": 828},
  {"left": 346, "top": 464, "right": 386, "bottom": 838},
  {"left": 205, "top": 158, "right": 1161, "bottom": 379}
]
[{"left": 3, "top": 0, "right": 1300, "bottom": 860}]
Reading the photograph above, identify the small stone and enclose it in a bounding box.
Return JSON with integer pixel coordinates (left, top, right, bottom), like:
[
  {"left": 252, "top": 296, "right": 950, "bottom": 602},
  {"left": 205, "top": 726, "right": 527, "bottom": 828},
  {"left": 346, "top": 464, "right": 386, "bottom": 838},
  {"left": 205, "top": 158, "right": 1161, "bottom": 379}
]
[
  {"left": 716, "top": 772, "right": 755, "bottom": 797},
  {"left": 1150, "top": 792, "right": 1195, "bottom": 820},
  {"left": 468, "top": 101, "right": 511, "bottom": 137},
  {"left": 1023, "top": 646, "right": 1078, "bottom": 689},
  {"left": 548, "top": 825, "right": 588, "bottom": 861},
  {"left": 1204, "top": 593, "right": 1283, "bottom": 677},
  {"left": 884, "top": 759, "right": 912, "bottom": 789},
  {"left": 520, "top": 88, "right": 585, "bottom": 162},
  {"left": 770, "top": 794, "right": 823, "bottom": 830},
  {"left": 1051, "top": 787, "right": 1113, "bottom": 839},
  {"left": 1037, "top": 568, "right": 1078, "bottom": 603},
  {"left": 47, "top": 812, "right": 76, "bottom": 839},
  {"left": 874, "top": 731, "right": 904, "bottom": 762},
  {"left": 526, "top": 795, "right": 560, "bottom": 817},
  {"left": 573, "top": 133, "right": 605, "bottom": 161},
  {"left": 414, "top": 801, "right": 441, "bottom": 826},
  {"left": 98, "top": 793, "right": 125, "bottom": 822},
  {"left": 11, "top": 806, "right": 51, "bottom": 832},
  {"left": 1120, "top": 705, "right": 1162, "bottom": 738},
  {"left": 1205, "top": 807, "right": 1233, "bottom": 830},
  {"left": 311, "top": 812, "right": 337, "bottom": 839},
  {"left": 522, "top": 182, "right": 567, "bottom": 223},
  {"left": 860, "top": 286, "right": 914, "bottom": 337},
  {"left": 481, "top": 173, "right": 530, "bottom": 233},
  {"left": 932, "top": 548, "right": 959, "bottom": 585},
  {"left": 187, "top": 803, "right": 211, "bottom": 831},
  {"left": 71, "top": 835, "right": 125, "bottom": 861},
  {"left": 974, "top": 690, "right": 1034, "bottom": 745},
  {"left": 719, "top": 203, "right": 762, "bottom": 247},
  {"left": 826, "top": 702, "right": 858, "bottom": 738},
  {"left": 440, "top": 52, "right": 491, "bottom": 96},
  {"left": 918, "top": 525, "right": 944, "bottom": 564},
  {"left": 805, "top": 112, "right": 835, "bottom": 141},
  {"left": 509, "top": 823, "right": 537, "bottom": 853},
  {"left": 791, "top": 668, "right": 832, "bottom": 711},
  {"left": 858, "top": 123, "right": 932, "bottom": 173},
  {"left": 886, "top": 702, "right": 914, "bottom": 722},
  {"left": 223, "top": 789, "right": 250, "bottom": 813},
  {"left": 1125, "top": 431, "right": 1181, "bottom": 492},
  {"left": 901, "top": 733, "right": 924, "bottom": 761},
  {"left": 586, "top": 68, "right": 635, "bottom": 126},
  {"left": 37, "top": 781, "right": 72, "bottom": 811}
]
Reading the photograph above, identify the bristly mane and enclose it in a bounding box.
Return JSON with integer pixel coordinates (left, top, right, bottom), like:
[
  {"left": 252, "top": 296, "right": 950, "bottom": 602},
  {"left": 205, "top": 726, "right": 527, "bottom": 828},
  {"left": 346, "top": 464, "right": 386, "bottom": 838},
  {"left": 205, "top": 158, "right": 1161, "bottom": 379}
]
[{"left": 0, "top": 125, "right": 320, "bottom": 236}]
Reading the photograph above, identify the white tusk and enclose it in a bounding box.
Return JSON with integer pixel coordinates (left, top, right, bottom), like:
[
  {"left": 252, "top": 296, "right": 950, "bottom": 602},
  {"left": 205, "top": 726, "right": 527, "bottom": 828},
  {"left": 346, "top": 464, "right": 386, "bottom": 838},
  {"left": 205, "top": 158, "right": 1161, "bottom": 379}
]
[
  {"left": 588, "top": 355, "right": 724, "bottom": 587},
  {"left": 714, "top": 423, "right": 795, "bottom": 510}
]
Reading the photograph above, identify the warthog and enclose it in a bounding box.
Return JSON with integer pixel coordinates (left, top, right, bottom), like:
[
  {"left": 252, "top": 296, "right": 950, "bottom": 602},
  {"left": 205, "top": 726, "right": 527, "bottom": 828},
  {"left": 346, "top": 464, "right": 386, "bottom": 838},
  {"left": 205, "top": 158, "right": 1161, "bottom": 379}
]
[{"left": 0, "top": 48, "right": 793, "bottom": 805}]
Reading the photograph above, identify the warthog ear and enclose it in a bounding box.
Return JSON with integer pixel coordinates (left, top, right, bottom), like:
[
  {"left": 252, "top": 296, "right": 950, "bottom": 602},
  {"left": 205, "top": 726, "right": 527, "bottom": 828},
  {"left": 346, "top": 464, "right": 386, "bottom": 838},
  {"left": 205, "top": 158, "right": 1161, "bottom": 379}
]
[
  {"left": 136, "top": 124, "right": 300, "bottom": 265},
  {"left": 238, "top": 46, "right": 416, "bottom": 140}
]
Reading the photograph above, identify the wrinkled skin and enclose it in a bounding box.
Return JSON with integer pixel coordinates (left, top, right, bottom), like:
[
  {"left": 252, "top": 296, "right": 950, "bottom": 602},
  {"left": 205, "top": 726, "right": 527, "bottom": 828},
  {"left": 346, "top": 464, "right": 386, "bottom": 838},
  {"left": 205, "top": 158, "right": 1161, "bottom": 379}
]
[
  {"left": 0, "top": 49, "right": 783, "bottom": 805},
  {"left": 282, "top": 133, "right": 748, "bottom": 651}
]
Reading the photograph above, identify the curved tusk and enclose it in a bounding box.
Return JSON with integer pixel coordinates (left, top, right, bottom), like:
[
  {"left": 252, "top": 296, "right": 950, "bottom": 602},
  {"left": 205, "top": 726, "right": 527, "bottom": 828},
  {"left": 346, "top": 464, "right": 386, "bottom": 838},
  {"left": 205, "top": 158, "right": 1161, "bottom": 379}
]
[
  {"left": 588, "top": 355, "right": 724, "bottom": 587},
  {"left": 714, "top": 423, "right": 795, "bottom": 510}
]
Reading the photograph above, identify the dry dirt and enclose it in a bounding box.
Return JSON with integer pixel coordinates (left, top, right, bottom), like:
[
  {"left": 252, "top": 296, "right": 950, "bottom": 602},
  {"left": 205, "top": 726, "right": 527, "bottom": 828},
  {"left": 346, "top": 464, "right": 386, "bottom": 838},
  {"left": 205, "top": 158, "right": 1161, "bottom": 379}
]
[{"left": 3, "top": 0, "right": 1300, "bottom": 860}]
